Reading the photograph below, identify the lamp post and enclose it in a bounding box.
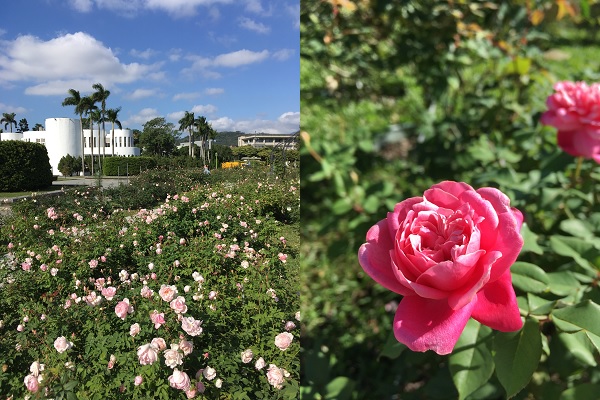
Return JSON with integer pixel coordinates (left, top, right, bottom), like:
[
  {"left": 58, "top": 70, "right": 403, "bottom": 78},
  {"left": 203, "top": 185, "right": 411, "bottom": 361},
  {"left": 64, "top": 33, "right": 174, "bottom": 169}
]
[{"left": 215, "top": 152, "right": 218, "bottom": 170}]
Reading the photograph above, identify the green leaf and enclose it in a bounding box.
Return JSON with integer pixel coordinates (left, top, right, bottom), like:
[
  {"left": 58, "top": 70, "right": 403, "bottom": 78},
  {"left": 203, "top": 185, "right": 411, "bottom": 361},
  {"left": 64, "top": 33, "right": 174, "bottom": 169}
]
[
  {"left": 510, "top": 262, "right": 549, "bottom": 293},
  {"left": 520, "top": 223, "right": 543, "bottom": 255},
  {"left": 379, "top": 330, "right": 406, "bottom": 360},
  {"left": 449, "top": 320, "right": 494, "bottom": 400},
  {"left": 560, "top": 219, "right": 593, "bottom": 239},
  {"left": 546, "top": 271, "right": 582, "bottom": 297},
  {"left": 549, "top": 235, "right": 596, "bottom": 272},
  {"left": 559, "top": 383, "right": 600, "bottom": 400},
  {"left": 493, "top": 317, "right": 542, "bottom": 399},
  {"left": 558, "top": 331, "right": 597, "bottom": 366},
  {"left": 324, "top": 376, "right": 356, "bottom": 400},
  {"left": 527, "top": 293, "right": 556, "bottom": 316},
  {"left": 552, "top": 300, "right": 600, "bottom": 337},
  {"left": 585, "top": 331, "right": 600, "bottom": 353}
]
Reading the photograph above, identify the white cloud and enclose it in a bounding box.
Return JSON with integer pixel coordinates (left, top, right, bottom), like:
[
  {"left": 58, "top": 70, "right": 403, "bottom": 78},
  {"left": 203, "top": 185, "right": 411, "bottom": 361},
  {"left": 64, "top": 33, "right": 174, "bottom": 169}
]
[
  {"left": 213, "top": 49, "right": 269, "bottom": 67},
  {"left": 167, "top": 111, "right": 186, "bottom": 123},
  {"left": 272, "top": 49, "right": 294, "bottom": 61},
  {"left": 130, "top": 48, "right": 158, "bottom": 60},
  {"left": 0, "top": 102, "right": 27, "bottom": 115},
  {"left": 204, "top": 88, "right": 224, "bottom": 95},
  {"left": 191, "top": 104, "right": 217, "bottom": 115},
  {"left": 126, "top": 88, "right": 160, "bottom": 100},
  {"left": 124, "top": 107, "right": 161, "bottom": 127},
  {"left": 286, "top": 4, "right": 300, "bottom": 29},
  {"left": 209, "top": 111, "right": 299, "bottom": 134},
  {"left": 144, "top": 0, "right": 234, "bottom": 18},
  {"left": 173, "top": 92, "right": 201, "bottom": 101},
  {"left": 69, "top": 0, "right": 94, "bottom": 13},
  {"left": 239, "top": 17, "right": 270, "bottom": 34},
  {"left": 0, "top": 32, "right": 161, "bottom": 95}
]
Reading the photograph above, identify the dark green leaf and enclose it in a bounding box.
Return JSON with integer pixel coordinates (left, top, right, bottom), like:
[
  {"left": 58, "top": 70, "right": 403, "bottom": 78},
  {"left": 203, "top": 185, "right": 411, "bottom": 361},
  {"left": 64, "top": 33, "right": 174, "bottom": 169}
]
[
  {"left": 552, "top": 300, "right": 600, "bottom": 337},
  {"left": 324, "top": 377, "right": 356, "bottom": 400},
  {"left": 559, "top": 383, "right": 600, "bottom": 400},
  {"left": 493, "top": 317, "right": 542, "bottom": 399},
  {"left": 510, "top": 262, "right": 549, "bottom": 293}
]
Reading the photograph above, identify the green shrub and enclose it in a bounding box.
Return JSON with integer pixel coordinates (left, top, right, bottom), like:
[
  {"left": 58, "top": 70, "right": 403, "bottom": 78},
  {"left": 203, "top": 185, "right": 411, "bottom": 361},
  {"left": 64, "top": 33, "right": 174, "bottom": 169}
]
[
  {"left": 0, "top": 140, "right": 53, "bottom": 191},
  {"left": 102, "top": 156, "right": 157, "bottom": 176},
  {"left": 58, "top": 154, "right": 83, "bottom": 177}
]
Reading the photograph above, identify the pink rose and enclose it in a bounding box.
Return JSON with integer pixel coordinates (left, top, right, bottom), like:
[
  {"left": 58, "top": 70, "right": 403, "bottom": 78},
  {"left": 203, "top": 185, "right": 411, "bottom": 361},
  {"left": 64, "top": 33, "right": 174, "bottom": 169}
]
[
  {"left": 241, "top": 349, "right": 253, "bottom": 363},
  {"left": 541, "top": 81, "right": 600, "bottom": 162},
  {"left": 115, "top": 298, "right": 133, "bottom": 320},
  {"left": 101, "top": 286, "right": 117, "bottom": 301},
  {"left": 358, "top": 181, "right": 524, "bottom": 355},
  {"left": 151, "top": 337, "right": 167, "bottom": 351},
  {"left": 181, "top": 316, "right": 203, "bottom": 336},
  {"left": 137, "top": 343, "right": 159, "bottom": 365},
  {"left": 168, "top": 369, "right": 191, "bottom": 391},
  {"left": 179, "top": 338, "right": 194, "bottom": 356},
  {"left": 129, "top": 323, "right": 141, "bottom": 337},
  {"left": 274, "top": 332, "right": 293, "bottom": 351},
  {"left": 150, "top": 310, "right": 165, "bottom": 329},
  {"left": 202, "top": 366, "right": 216, "bottom": 380},
  {"left": 266, "top": 364, "right": 285, "bottom": 389},
  {"left": 134, "top": 375, "right": 143, "bottom": 386},
  {"left": 170, "top": 296, "right": 188, "bottom": 314},
  {"left": 255, "top": 357, "right": 266, "bottom": 370},
  {"left": 164, "top": 344, "right": 184, "bottom": 368},
  {"left": 53, "top": 336, "right": 73, "bottom": 353},
  {"left": 159, "top": 284, "right": 178, "bottom": 302},
  {"left": 24, "top": 373, "right": 40, "bottom": 393}
]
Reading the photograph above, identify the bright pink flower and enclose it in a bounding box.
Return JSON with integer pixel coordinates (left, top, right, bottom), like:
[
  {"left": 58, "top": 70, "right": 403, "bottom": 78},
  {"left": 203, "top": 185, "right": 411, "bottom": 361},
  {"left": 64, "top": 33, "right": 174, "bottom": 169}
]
[
  {"left": 358, "top": 181, "right": 523, "bottom": 355},
  {"left": 541, "top": 81, "right": 600, "bottom": 162}
]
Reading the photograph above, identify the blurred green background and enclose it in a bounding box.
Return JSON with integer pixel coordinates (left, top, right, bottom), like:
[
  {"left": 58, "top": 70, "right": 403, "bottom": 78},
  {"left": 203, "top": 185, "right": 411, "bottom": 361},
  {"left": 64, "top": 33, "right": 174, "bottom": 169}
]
[{"left": 300, "top": 1, "right": 600, "bottom": 399}]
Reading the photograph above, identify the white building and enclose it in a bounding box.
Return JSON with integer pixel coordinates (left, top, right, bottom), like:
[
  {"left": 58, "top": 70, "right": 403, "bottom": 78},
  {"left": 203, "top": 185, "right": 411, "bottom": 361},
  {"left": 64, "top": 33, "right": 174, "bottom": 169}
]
[
  {"left": 1, "top": 118, "right": 140, "bottom": 175},
  {"left": 237, "top": 133, "right": 297, "bottom": 149}
]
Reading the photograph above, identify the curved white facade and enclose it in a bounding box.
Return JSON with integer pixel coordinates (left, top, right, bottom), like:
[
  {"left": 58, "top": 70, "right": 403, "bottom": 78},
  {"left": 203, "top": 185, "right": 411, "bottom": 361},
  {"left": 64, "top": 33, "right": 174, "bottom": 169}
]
[{"left": 0, "top": 117, "right": 140, "bottom": 174}]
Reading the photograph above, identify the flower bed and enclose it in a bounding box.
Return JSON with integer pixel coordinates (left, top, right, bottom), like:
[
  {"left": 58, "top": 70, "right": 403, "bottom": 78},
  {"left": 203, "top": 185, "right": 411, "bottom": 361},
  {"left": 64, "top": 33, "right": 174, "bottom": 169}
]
[{"left": 0, "top": 169, "right": 300, "bottom": 399}]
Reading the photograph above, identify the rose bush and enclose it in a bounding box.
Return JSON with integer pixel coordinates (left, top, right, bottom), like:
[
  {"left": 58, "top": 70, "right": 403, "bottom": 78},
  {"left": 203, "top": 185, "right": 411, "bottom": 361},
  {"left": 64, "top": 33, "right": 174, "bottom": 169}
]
[
  {"left": 358, "top": 181, "right": 524, "bottom": 355},
  {"left": 540, "top": 80, "right": 600, "bottom": 162}
]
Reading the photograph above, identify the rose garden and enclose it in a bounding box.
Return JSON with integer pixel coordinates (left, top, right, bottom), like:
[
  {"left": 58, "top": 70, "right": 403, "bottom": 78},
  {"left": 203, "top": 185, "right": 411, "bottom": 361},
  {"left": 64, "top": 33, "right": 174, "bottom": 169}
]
[{"left": 0, "top": 167, "right": 299, "bottom": 399}]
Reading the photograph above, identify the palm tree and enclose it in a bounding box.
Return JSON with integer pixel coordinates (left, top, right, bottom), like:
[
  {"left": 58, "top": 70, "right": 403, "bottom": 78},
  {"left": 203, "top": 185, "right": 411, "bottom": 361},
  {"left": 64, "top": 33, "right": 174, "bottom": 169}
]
[
  {"left": 62, "top": 89, "right": 90, "bottom": 175},
  {"left": 92, "top": 83, "right": 110, "bottom": 159},
  {"left": 178, "top": 111, "right": 195, "bottom": 158},
  {"left": 194, "top": 115, "right": 216, "bottom": 164},
  {"left": 33, "top": 123, "right": 44, "bottom": 131},
  {"left": 1, "top": 112, "right": 17, "bottom": 133},
  {"left": 82, "top": 97, "right": 98, "bottom": 175},
  {"left": 106, "top": 107, "right": 122, "bottom": 156},
  {"left": 90, "top": 109, "right": 103, "bottom": 173}
]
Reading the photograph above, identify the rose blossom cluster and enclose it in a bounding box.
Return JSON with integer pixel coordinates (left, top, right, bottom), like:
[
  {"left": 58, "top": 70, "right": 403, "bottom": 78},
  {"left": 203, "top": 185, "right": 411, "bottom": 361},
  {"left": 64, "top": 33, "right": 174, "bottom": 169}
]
[
  {"left": 541, "top": 80, "right": 600, "bottom": 163},
  {"left": 359, "top": 181, "right": 524, "bottom": 355}
]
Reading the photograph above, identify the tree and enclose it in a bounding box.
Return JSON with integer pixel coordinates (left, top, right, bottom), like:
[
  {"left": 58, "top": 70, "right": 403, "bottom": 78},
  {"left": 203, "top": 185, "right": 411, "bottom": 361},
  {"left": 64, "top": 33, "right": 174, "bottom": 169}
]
[
  {"left": 1, "top": 113, "right": 17, "bottom": 133},
  {"left": 58, "top": 154, "right": 82, "bottom": 176},
  {"left": 194, "top": 115, "right": 217, "bottom": 164},
  {"left": 18, "top": 118, "right": 29, "bottom": 133},
  {"left": 82, "top": 97, "right": 98, "bottom": 175},
  {"left": 33, "top": 123, "right": 44, "bottom": 131},
  {"left": 92, "top": 83, "right": 110, "bottom": 159},
  {"left": 62, "top": 89, "right": 90, "bottom": 175},
  {"left": 178, "top": 111, "right": 195, "bottom": 158},
  {"left": 90, "top": 109, "right": 103, "bottom": 173},
  {"left": 106, "top": 107, "right": 122, "bottom": 156},
  {"left": 139, "top": 117, "right": 178, "bottom": 156}
]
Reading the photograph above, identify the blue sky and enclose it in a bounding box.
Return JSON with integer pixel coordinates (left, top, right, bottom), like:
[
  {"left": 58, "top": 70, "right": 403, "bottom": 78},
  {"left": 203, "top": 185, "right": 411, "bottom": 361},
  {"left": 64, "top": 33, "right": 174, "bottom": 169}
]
[{"left": 0, "top": 0, "right": 299, "bottom": 135}]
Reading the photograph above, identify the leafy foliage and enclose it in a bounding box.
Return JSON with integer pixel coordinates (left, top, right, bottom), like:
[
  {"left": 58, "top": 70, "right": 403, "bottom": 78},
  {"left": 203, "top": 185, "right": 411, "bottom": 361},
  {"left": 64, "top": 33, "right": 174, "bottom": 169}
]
[
  {"left": 0, "top": 140, "right": 53, "bottom": 191},
  {"left": 301, "top": 1, "right": 600, "bottom": 399}
]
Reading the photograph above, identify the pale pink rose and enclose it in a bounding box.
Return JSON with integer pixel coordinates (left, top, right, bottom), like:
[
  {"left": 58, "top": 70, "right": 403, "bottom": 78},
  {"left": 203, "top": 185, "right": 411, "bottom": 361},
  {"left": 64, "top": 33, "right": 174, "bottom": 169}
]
[
  {"left": 168, "top": 369, "right": 191, "bottom": 391},
  {"left": 215, "top": 378, "right": 222, "bottom": 388},
  {"left": 208, "top": 291, "right": 217, "bottom": 300},
  {"left": 29, "top": 361, "right": 44, "bottom": 377},
  {"left": 108, "top": 354, "right": 116, "bottom": 369},
  {"left": 274, "top": 332, "right": 293, "bottom": 351},
  {"left": 255, "top": 357, "right": 266, "bottom": 370},
  {"left": 358, "top": 181, "right": 524, "bottom": 355},
  {"left": 17, "top": 324, "right": 24, "bottom": 332},
  {"left": 101, "top": 286, "right": 117, "bottom": 301},
  {"left": 541, "top": 81, "right": 600, "bottom": 162},
  {"left": 284, "top": 321, "right": 296, "bottom": 331},
  {"left": 129, "top": 323, "right": 141, "bottom": 337},
  {"left": 185, "top": 387, "right": 197, "bottom": 399},
  {"left": 134, "top": 375, "right": 143, "bottom": 386},
  {"left": 179, "top": 338, "right": 194, "bottom": 356},
  {"left": 23, "top": 373, "right": 39, "bottom": 393},
  {"left": 115, "top": 298, "right": 133, "bottom": 320},
  {"left": 202, "top": 366, "right": 216, "bottom": 380},
  {"left": 170, "top": 296, "right": 188, "bottom": 314},
  {"left": 54, "top": 336, "right": 73, "bottom": 353},
  {"left": 137, "top": 343, "right": 159, "bottom": 365},
  {"left": 164, "top": 344, "right": 184, "bottom": 368},
  {"left": 266, "top": 364, "right": 285, "bottom": 389},
  {"left": 181, "top": 316, "right": 203, "bottom": 336},
  {"left": 150, "top": 310, "right": 165, "bottom": 329},
  {"left": 140, "top": 285, "right": 154, "bottom": 298},
  {"left": 241, "top": 349, "right": 253, "bottom": 363},
  {"left": 151, "top": 337, "right": 167, "bottom": 351},
  {"left": 159, "top": 284, "right": 178, "bottom": 302},
  {"left": 278, "top": 253, "right": 287, "bottom": 263}
]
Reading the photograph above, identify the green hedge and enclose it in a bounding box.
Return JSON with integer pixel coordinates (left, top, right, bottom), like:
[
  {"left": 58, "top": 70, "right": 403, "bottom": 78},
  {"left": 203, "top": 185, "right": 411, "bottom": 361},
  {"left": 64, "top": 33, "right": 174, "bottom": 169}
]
[
  {"left": 102, "top": 156, "right": 157, "bottom": 176},
  {"left": 0, "top": 140, "right": 53, "bottom": 191}
]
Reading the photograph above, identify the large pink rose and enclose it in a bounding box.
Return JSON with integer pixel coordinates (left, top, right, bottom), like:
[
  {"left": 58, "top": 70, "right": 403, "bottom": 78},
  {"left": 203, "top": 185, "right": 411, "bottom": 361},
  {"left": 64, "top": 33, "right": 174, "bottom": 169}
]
[
  {"left": 169, "top": 369, "right": 191, "bottom": 391},
  {"left": 540, "top": 81, "right": 600, "bottom": 162},
  {"left": 137, "top": 343, "right": 159, "bottom": 365},
  {"left": 358, "top": 181, "right": 524, "bottom": 355}
]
